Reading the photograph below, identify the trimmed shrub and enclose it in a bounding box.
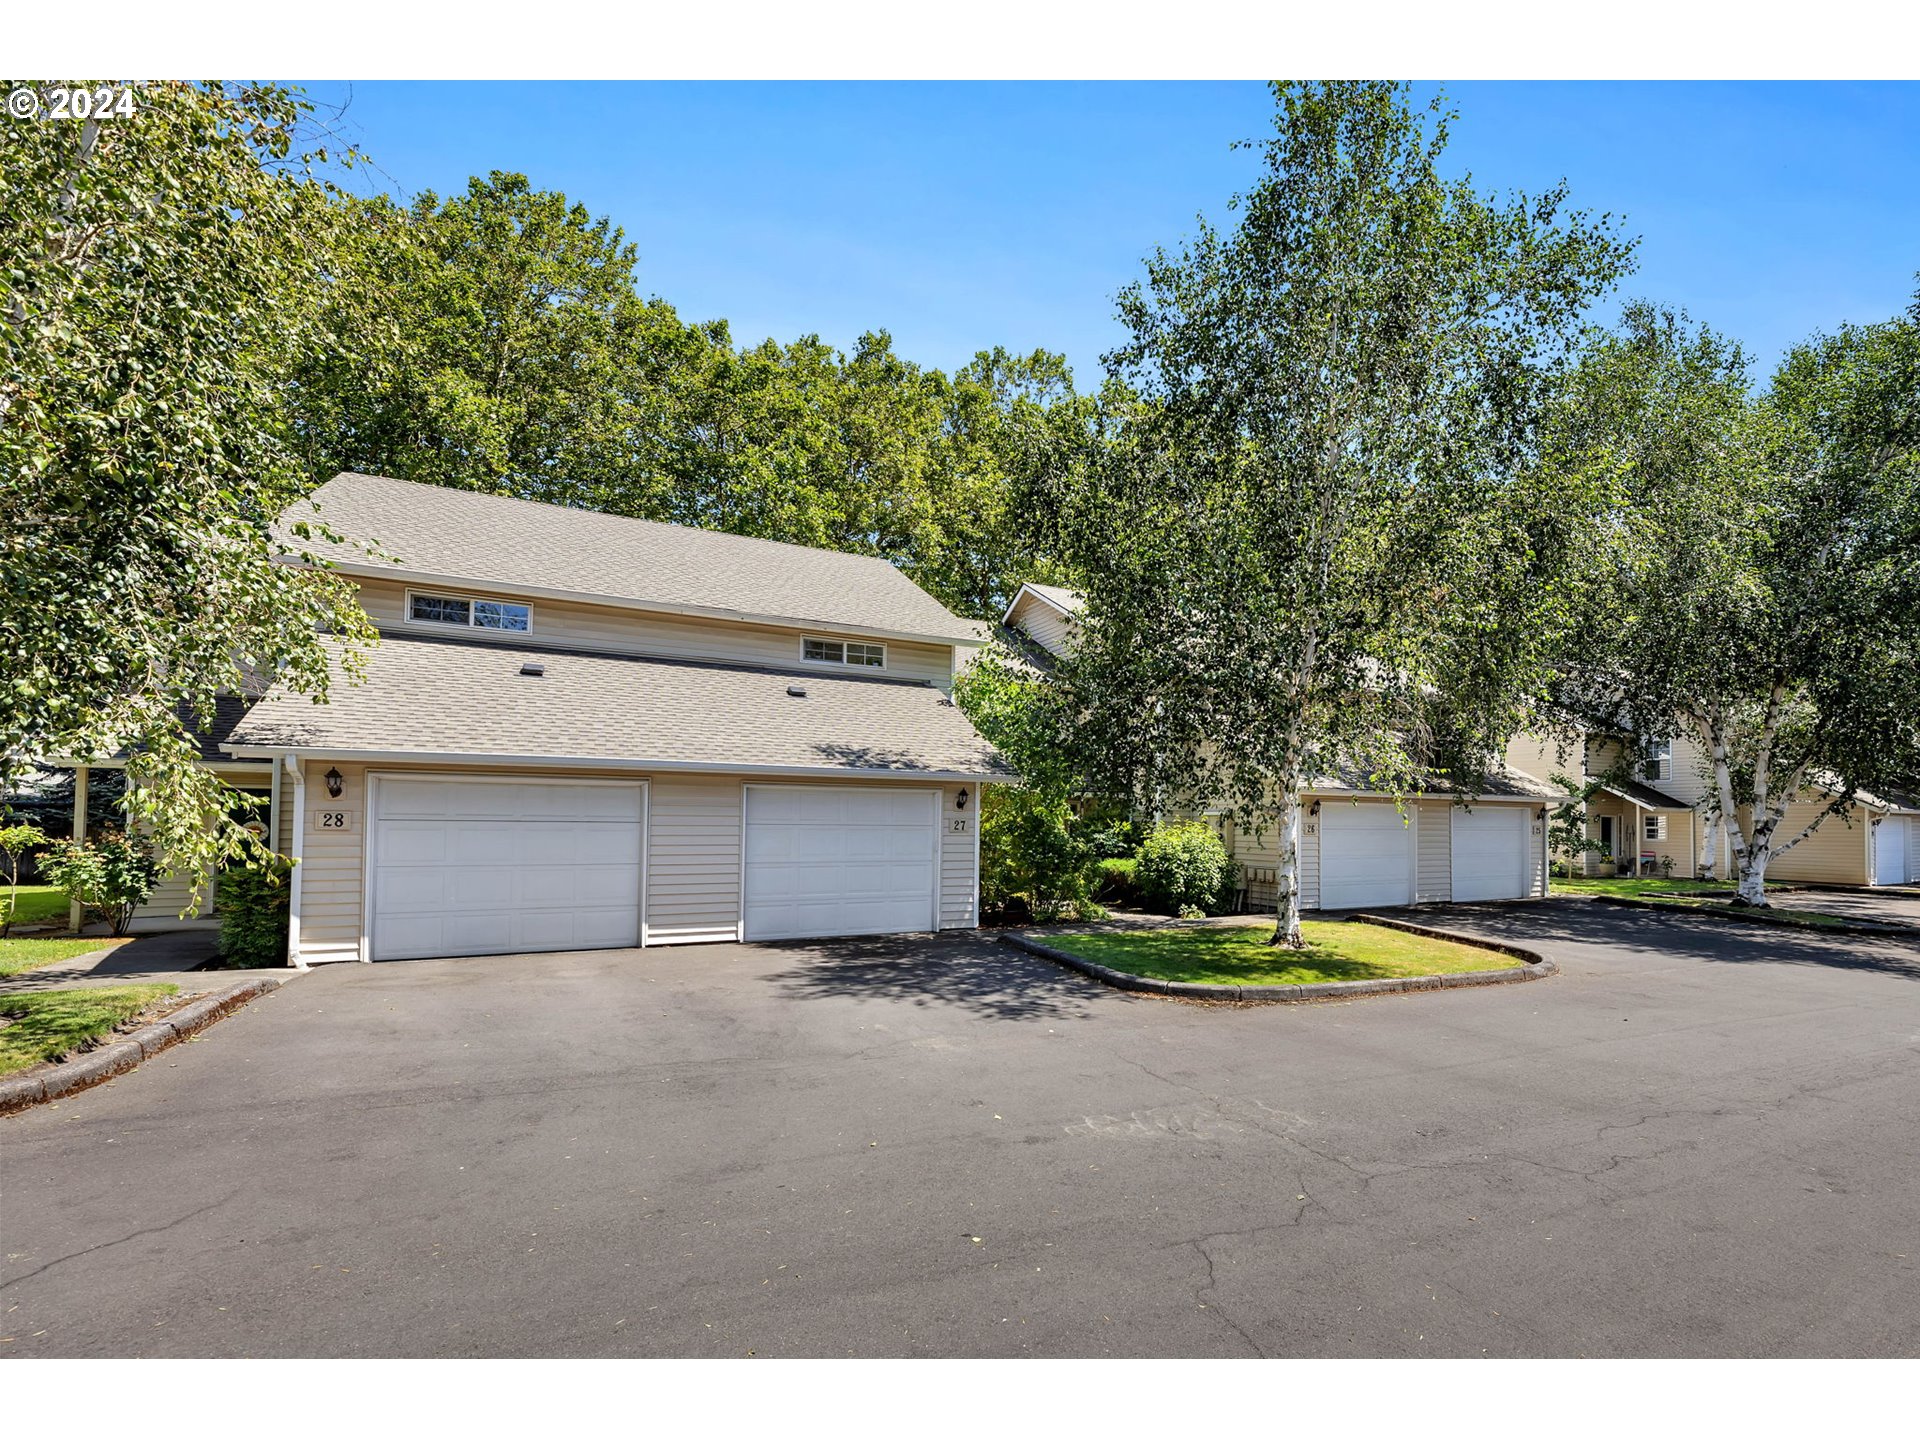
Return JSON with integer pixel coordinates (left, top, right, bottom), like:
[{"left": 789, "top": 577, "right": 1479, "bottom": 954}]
[
  {"left": 1136, "top": 821, "right": 1237, "bottom": 916},
  {"left": 216, "top": 855, "right": 295, "bottom": 967},
  {"left": 1092, "top": 855, "right": 1140, "bottom": 905}
]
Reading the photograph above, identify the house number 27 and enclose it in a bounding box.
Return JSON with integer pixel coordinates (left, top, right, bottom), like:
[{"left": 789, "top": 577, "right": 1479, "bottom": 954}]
[{"left": 949, "top": 817, "right": 969, "bottom": 834}]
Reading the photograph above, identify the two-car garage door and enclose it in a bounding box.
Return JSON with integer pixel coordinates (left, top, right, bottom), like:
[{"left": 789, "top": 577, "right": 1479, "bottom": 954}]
[
  {"left": 1315, "top": 800, "right": 1535, "bottom": 909},
  {"left": 368, "top": 776, "right": 942, "bottom": 960}
]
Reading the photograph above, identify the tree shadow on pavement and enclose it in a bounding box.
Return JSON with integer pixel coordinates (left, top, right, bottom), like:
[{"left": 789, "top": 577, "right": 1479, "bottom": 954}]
[
  {"left": 761, "top": 931, "right": 1105, "bottom": 1021},
  {"left": 1399, "top": 899, "right": 1920, "bottom": 983}
]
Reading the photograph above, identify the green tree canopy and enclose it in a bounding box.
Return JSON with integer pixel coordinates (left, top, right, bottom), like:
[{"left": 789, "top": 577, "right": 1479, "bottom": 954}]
[
  {"left": 1, "top": 80, "right": 377, "bottom": 896},
  {"left": 1038, "top": 81, "right": 1636, "bottom": 944}
]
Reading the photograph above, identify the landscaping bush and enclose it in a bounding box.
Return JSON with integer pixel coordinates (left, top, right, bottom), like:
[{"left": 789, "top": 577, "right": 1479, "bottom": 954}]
[
  {"left": 1136, "top": 821, "right": 1237, "bottom": 916},
  {"left": 0, "top": 817, "right": 47, "bottom": 937},
  {"left": 979, "top": 786, "right": 1092, "bottom": 922},
  {"left": 1092, "top": 855, "right": 1141, "bottom": 905},
  {"left": 1083, "top": 818, "right": 1145, "bottom": 861},
  {"left": 38, "top": 829, "right": 160, "bottom": 936},
  {"left": 216, "top": 856, "right": 294, "bottom": 967}
]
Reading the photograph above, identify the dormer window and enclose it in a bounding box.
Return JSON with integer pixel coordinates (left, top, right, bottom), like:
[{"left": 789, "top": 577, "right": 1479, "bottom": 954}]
[
  {"left": 407, "top": 590, "right": 532, "bottom": 633},
  {"left": 803, "top": 636, "right": 885, "bottom": 669}
]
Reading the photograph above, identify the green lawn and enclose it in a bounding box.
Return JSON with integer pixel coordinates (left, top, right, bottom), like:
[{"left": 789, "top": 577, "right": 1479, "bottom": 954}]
[
  {"left": 0, "top": 983, "right": 178, "bottom": 1077},
  {"left": 1046, "top": 920, "right": 1520, "bottom": 987},
  {"left": 1552, "top": 876, "right": 1734, "bottom": 898},
  {"left": 0, "top": 936, "right": 127, "bottom": 978},
  {"left": 4, "top": 884, "right": 71, "bottom": 928}
]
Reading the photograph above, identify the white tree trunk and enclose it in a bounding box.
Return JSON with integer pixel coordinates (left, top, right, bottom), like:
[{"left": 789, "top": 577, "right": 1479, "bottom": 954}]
[
  {"left": 1271, "top": 786, "right": 1306, "bottom": 948},
  {"left": 1697, "top": 807, "right": 1721, "bottom": 882}
]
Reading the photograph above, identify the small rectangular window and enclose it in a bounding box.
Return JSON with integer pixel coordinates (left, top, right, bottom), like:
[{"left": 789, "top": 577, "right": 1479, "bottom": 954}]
[
  {"left": 1642, "top": 739, "right": 1673, "bottom": 782},
  {"left": 1643, "top": 815, "right": 1666, "bottom": 841},
  {"left": 803, "top": 637, "right": 886, "bottom": 669},
  {"left": 410, "top": 594, "right": 472, "bottom": 626},
  {"left": 473, "top": 600, "right": 531, "bottom": 632}
]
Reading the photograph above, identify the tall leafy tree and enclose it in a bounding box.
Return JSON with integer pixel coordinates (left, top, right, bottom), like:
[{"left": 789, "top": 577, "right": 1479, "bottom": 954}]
[
  {"left": 1040, "top": 81, "right": 1635, "bottom": 945},
  {"left": 1557, "top": 300, "right": 1920, "bottom": 903},
  {"left": 1, "top": 80, "right": 377, "bottom": 898}
]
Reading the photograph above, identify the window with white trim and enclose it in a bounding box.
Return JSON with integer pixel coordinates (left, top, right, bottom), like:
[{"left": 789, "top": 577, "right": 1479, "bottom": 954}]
[
  {"left": 1642, "top": 739, "right": 1672, "bottom": 782},
  {"left": 1643, "top": 814, "right": 1667, "bottom": 842},
  {"left": 803, "top": 637, "right": 886, "bottom": 668},
  {"left": 407, "top": 591, "right": 531, "bottom": 633}
]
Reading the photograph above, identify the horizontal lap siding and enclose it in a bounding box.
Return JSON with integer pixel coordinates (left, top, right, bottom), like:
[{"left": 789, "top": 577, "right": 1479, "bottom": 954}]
[
  {"left": 646, "top": 775, "right": 743, "bottom": 944},
  {"left": 939, "top": 783, "right": 977, "bottom": 929},
  {"left": 1416, "top": 802, "right": 1451, "bottom": 903},
  {"left": 1764, "top": 800, "right": 1871, "bottom": 884},
  {"left": 355, "top": 578, "right": 956, "bottom": 687},
  {"left": 297, "top": 759, "right": 370, "bottom": 963},
  {"left": 1009, "top": 594, "right": 1077, "bottom": 657}
]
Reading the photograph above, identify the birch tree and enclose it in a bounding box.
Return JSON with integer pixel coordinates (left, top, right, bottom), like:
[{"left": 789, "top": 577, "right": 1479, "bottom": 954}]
[
  {"left": 1042, "top": 82, "right": 1634, "bottom": 946},
  {"left": 1555, "top": 301, "right": 1920, "bottom": 904}
]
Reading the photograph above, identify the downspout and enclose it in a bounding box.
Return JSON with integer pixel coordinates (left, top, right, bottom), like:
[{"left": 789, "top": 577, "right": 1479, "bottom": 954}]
[{"left": 284, "top": 754, "right": 307, "bottom": 968}]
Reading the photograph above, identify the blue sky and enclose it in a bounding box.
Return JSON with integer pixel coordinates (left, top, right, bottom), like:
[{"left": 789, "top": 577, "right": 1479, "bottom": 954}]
[{"left": 297, "top": 81, "right": 1920, "bottom": 386}]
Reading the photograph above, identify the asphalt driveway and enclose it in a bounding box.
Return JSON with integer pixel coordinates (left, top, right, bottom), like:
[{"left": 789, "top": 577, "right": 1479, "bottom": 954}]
[{"left": 4, "top": 901, "right": 1918, "bottom": 1357}]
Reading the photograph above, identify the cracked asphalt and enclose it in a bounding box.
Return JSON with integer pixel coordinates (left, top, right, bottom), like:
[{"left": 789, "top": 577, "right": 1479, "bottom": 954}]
[{"left": 4, "top": 899, "right": 1918, "bottom": 1357}]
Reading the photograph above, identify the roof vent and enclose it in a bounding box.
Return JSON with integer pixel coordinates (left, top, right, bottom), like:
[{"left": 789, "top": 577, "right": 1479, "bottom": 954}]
[
  {"left": 520, "top": 661, "right": 546, "bottom": 677},
  {"left": 787, "top": 684, "right": 807, "bottom": 698}
]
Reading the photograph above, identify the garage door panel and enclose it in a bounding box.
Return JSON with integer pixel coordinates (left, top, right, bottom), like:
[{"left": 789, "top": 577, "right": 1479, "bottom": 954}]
[
  {"left": 371, "top": 778, "right": 643, "bottom": 961},
  {"left": 1318, "top": 803, "right": 1414, "bottom": 910},
  {"left": 1452, "top": 805, "right": 1528, "bottom": 903},
  {"left": 743, "top": 787, "right": 939, "bottom": 941}
]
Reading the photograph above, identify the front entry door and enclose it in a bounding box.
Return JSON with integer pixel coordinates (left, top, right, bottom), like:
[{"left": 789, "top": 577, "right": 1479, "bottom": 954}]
[{"left": 1598, "top": 815, "right": 1616, "bottom": 866}]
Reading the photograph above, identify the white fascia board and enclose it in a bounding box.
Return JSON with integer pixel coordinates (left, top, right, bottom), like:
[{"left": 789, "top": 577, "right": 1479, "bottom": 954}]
[
  {"left": 221, "top": 744, "right": 1011, "bottom": 785},
  {"left": 1307, "top": 787, "right": 1572, "bottom": 805},
  {"left": 297, "top": 557, "right": 982, "bottom": 649}
]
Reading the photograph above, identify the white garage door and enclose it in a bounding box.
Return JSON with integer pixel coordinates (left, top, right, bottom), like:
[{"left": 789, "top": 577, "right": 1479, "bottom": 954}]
[
  {"left": 1318, "top": 803, "right": 1414, "bottom": 910},
  {"left": 744, "top": 786, "right": 938, "bottom": 941},
  {"left": 370, "top": 777, "right": 645, "bottom": 961},
  {"left": 1452, "top": 805, "right": 1530, "bottom": 902},
  {"left": 1877, "top": 816, "right": 1909, "bottom": 886}
]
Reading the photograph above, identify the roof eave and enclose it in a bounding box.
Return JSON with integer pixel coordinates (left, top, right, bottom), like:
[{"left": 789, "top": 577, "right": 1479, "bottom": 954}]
[{"left": 221, "top": 743, "right": 1012, "bottom": 785}]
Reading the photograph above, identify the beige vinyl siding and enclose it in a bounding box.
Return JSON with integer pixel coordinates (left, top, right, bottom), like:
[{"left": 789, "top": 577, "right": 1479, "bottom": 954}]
[
  {"left": 1504, "top": 732, "right": 1580, "bottom": 785},
  {"left": 1524, "top": 806, "right": 1548, "bottom": 897},
  {"left": 1634, "top": 808, "right": 1697, "bottom": 879},
  {"left": 354, "top": 576, "right": 958, "bottom": 688},
  {"left": 134, "top": 868, "right": 211, "bottom": 924},
  {"left": 938, "top": 783, "right": 978, "bottom": 928},
  {"left": 1007, "top": 592, "right": 1077, "bottom": 658},
  {"left": 1416, "top": 801, "right": 1452, "bottom": 903},
  {"left": 285, "top": 761, "right": 980, "bottom": 961},
  {"left": 1657, "top": 734, "right": 1714, "bottom": 806},
  {"left": 1299, "top": 805, "right": 1321, "bottom": 910},
  {"left": 646, "top": 774, "right": 742, "bottom": 944},
  {"left": 1762, "top": 799, "right": 1872, "bottom": 885}
]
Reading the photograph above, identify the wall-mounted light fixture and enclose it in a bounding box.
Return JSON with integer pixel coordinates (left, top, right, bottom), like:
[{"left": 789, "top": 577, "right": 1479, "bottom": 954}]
[
  {"left": 325, "top": 767, "right": 344, "bottom": 799},
  {"left": 957, "top": 788, "right": 970, "bottom": 810},
  {"left": 1308, "top": 799, "right": 1321, "bottom": 817}
]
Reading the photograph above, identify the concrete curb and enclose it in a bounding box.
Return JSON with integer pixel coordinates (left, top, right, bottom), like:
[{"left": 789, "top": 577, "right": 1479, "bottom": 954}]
[
  {"left": 0, "top": 976, "right": 289, "bottom": 1117},
  {"left": 1000, "top": 915, "right": 1555, "bottom": 1004},
  {"left": 1586, "top": 893, "right": 1919, "bottom": 938}
]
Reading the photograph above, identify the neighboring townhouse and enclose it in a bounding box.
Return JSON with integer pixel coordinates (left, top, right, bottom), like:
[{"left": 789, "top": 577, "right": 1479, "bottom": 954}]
[
  {"left": 62, "top": 472, "right": 1011, "bottom": 960},
  {"left": 1002, "top": 583, "right": 1565, "bottom": 908},
  {"left": 1505, "top": 728, "right": 1920, "bottom": 887}
]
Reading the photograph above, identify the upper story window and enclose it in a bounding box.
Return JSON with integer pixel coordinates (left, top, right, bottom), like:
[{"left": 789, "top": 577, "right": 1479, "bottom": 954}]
[
  {"left": 407, "top": 590, "right": 532, "bottom": 633},
  {"left": 803, "top": 636, "right": 885, "bottom": 669},
  {"left": 1642, "top": 739, "right": 1673, "bottom": 782}
]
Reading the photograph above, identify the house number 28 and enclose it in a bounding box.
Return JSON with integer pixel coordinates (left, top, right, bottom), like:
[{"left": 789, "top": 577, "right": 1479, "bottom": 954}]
[{"left": 314, "top": 810, "right": 352, "bottom": 831}]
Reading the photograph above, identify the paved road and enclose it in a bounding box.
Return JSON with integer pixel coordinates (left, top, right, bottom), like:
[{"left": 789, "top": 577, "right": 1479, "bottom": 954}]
[
  {"left": 1769, "top": 887, "right": 1920, "bottom": 928},
  {"left": 4, "top": 902, "right": 1917, "bottom": 1357}
]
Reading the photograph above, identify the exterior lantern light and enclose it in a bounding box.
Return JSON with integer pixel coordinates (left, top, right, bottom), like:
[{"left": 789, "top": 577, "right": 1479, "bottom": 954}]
[
  {"left": 1308, "top": 799, "right": 1321, "bottom": 817},
  {"left": 325, "top": 767, "right": 345, "bottom": 799},
  {"left": 957, "top": 788, "right": 970, "bottom": 810}
]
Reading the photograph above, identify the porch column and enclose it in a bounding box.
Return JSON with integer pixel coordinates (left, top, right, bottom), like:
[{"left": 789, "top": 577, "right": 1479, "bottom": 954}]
[
  {"left": 1631, "top": 801, "right": 1643, "bottom": 876},
  {"left": 68, "top": 764, "right": 89, "bottom": 930}
]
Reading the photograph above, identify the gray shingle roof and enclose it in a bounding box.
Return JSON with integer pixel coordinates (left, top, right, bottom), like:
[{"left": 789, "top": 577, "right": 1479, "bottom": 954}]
[
  {"left": 1019, "top": 582, "right": 1084, "bottom": 614},
  {"left": 224, "top": 634, "right": 1012, "bottom": 779},
  {"left": 1596, "top": 776, "right": 1693, "bottom": 810},
  {"left": 283, "top": 472, "right": 981, "bottom": 644},
  {"left": 1310, "top": 758, "right": 1569, "bottom": 801}
]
